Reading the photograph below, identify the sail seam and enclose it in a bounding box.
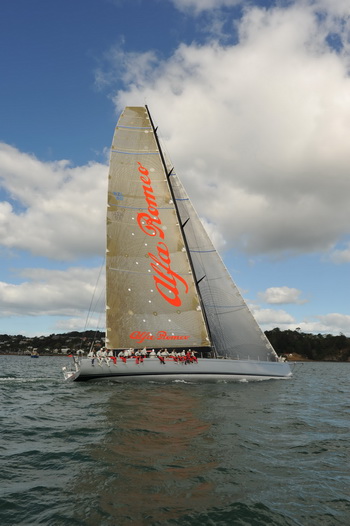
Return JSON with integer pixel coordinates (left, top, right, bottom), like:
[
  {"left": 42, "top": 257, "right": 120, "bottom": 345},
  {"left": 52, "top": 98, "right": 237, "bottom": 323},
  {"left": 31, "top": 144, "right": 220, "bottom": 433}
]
[
  {"left": 109, "top": 205, "right": 173, "bottom": 210},
  {"left": 111, "top": 149, "right": 158, "bottom": 155},
  {"left": 109, "top": 267, "right": 191, "bottom": 277},
  {"left": 117, "top": 125, "right": 152, "bottom": 130}
]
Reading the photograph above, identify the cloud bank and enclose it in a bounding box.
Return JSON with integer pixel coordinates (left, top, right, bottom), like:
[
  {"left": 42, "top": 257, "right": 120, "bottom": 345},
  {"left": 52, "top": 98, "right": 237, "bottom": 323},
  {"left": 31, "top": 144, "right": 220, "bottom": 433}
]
[
  {"left": 258, "top": 286, "right": 307, "bottom": 305},
  {"left": 105, "top": 2, "right": 350, "bottom": 257},
  {"left": 0, "top": 144, "right": 107, "bottom": 260}
]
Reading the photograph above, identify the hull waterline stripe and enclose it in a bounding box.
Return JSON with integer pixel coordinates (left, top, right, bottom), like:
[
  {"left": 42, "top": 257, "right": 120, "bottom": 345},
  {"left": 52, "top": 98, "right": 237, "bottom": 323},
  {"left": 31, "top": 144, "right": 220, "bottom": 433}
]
[{"left": 76, "top": 370, "right": 290, "bottom": 381}]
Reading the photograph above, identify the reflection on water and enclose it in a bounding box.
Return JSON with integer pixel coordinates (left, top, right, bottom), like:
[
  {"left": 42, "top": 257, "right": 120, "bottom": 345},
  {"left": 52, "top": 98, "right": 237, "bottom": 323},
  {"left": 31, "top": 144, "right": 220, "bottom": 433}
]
[{"left": 73, "top": 383, "right": 218, "bottom": 524}]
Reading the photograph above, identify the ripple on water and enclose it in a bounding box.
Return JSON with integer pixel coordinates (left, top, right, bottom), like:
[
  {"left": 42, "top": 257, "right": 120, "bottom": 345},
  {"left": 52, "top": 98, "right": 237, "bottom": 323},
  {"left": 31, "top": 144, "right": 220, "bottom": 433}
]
[{"left": 1, "top": 358, "right": 350, "bottom": 525}]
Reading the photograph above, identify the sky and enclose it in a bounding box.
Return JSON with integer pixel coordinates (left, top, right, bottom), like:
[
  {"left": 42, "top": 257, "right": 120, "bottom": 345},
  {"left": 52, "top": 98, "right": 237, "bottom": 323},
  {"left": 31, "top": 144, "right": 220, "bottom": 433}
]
[{"left": 1, "top": 0, "right": 350, "bottom": 337}]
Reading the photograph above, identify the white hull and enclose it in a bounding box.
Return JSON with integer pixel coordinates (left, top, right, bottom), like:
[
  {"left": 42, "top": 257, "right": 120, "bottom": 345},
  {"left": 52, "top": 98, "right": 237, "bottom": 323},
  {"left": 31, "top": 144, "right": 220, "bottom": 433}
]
[{"left": 64, "top": 357, "right": 292, "bottom": 382}]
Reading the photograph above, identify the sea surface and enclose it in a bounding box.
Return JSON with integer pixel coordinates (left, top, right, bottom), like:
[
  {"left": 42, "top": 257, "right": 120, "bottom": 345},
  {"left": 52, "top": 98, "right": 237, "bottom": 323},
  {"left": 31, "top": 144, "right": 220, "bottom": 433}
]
[{"left": 1, "top": 357, "right": 349, "bottom": 526}]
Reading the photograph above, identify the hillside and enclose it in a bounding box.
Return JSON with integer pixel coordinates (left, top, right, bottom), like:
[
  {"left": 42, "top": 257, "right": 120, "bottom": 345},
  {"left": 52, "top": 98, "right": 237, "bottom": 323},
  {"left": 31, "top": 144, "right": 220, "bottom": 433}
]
[
  {"left": 265, "top": 328, "right": 350, "bottom": 362},
  {"left": 0, "top": 331, "right": 104, "bottom": 356},
  {"left": 1, "top": 328, "right": 350, "bottom": 361}
]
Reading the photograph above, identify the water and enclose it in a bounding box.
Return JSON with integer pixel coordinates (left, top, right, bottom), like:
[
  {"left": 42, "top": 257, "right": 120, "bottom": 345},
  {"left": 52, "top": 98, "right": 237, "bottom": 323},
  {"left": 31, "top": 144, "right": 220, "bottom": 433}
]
[{"left": 1, "top": 357, "right": 349, "bottom": 525}]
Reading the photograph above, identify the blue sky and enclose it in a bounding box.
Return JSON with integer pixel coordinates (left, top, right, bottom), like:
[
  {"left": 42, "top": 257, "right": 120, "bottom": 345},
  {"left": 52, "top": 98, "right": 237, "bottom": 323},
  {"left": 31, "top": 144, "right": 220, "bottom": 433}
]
[{"left": 1, "top": 0, "right": 350, "bottom": 337}]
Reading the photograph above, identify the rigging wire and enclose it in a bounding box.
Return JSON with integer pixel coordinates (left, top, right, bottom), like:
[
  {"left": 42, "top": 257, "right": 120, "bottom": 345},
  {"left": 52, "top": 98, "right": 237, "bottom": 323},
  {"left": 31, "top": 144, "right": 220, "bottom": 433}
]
[
  {"left": 83, "top": 257, "right": 105, "bottom": 350},
  {"left": 84, "top": 256, "right": 105, "bottom": 331}
]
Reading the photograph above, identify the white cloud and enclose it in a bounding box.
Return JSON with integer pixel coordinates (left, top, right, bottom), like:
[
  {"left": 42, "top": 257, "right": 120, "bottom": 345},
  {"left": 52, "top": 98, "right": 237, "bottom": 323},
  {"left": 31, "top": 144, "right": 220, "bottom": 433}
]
[
  {"left": 307, "top": 0, "right": 350, "bottom": 18},
  {"left": 0, "top": 267, "right": 105, "bottom": 318},
  {"left": 53, "top": 315, "right": 103, "bottom": 333},
  {"left": 251, "top": 306, "right": 295, "bottom": 325},
  {"left": 291, "top": 314, "right": 350, "bottom": 335},
  {"left": 250, "top": 308, "right": 350, "bottom": 336},
  {"left": 317, "top": 313, "right": 350, "bottom": 332},
  {"left": 0, "top": 144, "right": 107, "bottom": 260},
  {"left": 110, "top": 2, "right": 350, "bottom": 257},
  {"left": 170, "top": 0, "right": 350, "bottom": 19},
  {"left": 329, "top": 242, "right": 350, "bottom": 263},
  {"left": 170, "top": 0, "right": 241, "bottom": 15},
  {"left": 258, "top": 286, "right": 307, "bottom": 304}
]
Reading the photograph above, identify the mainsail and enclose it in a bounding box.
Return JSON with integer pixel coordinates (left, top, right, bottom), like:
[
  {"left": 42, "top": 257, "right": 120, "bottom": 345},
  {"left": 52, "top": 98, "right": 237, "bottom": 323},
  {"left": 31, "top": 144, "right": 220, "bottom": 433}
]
[
  {"left": 106, "top": 106, "right": 277, "bottom": 362},
  {"left": 106, "top": 107, "right": 210, "bottom": 350}
]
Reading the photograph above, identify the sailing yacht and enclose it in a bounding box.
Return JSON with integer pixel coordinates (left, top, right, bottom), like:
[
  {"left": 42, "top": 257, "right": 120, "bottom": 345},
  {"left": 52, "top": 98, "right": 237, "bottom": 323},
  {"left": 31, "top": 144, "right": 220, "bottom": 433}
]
[{"left": 63, "top": 106, "right": 292, "bottom": 381}]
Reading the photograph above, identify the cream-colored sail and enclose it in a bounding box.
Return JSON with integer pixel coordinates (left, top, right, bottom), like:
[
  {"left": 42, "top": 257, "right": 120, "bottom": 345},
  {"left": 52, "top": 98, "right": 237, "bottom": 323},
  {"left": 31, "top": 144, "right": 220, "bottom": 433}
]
[{"left": 106, "top": 107, "right": 210, "bottom": 350}]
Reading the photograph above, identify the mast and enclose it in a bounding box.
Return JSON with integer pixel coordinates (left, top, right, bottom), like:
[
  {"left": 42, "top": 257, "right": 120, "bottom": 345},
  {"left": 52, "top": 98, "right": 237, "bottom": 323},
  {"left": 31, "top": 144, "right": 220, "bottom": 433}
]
[{"left": 145, "top": 105, "right": 216, "bottom": 355}]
